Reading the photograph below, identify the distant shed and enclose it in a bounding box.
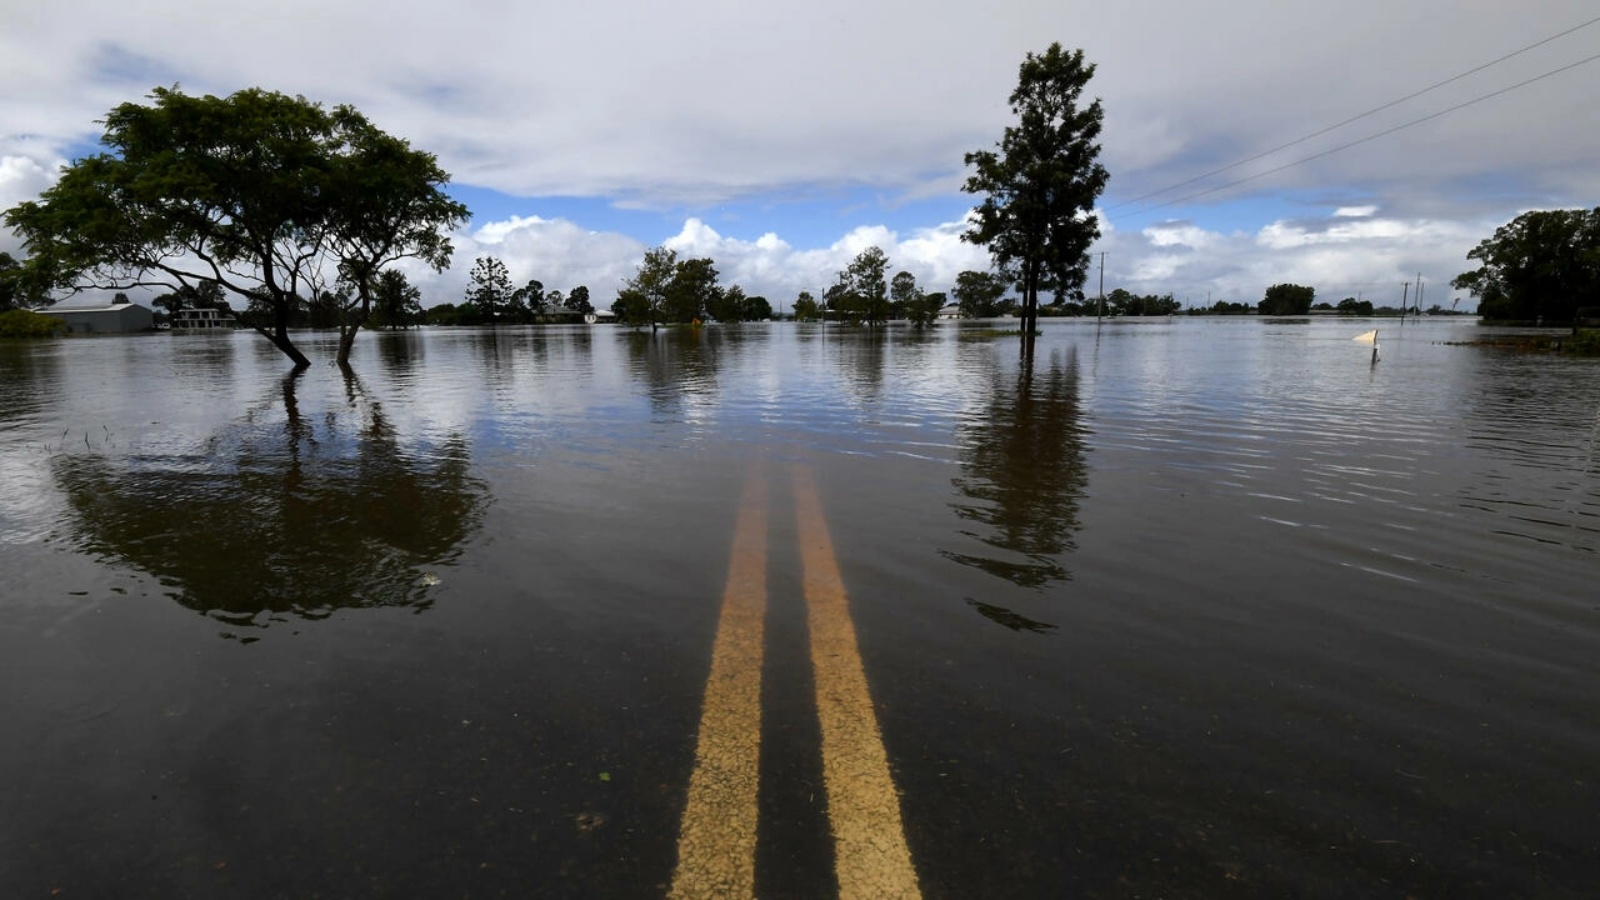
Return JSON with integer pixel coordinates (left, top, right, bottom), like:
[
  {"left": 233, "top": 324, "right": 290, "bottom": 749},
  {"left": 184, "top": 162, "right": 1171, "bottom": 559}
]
[{"left": 38, "top": 302, "right": 155, "bottom": 334}]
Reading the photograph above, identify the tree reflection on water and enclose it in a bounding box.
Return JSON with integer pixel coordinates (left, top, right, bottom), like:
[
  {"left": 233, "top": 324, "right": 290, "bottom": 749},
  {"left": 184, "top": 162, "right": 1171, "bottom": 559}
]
[
  {"left": 52, "top": 369, "right": 487, "bottom": 633},
  {"left": 626, "top": 327, "right": 725, "bottom": 418},
  {"left": 944, "top": 347, "right": 1088, "bottom": 597}
]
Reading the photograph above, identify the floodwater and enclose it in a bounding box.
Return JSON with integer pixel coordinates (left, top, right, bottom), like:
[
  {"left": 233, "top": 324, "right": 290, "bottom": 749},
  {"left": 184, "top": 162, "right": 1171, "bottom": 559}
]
[{"left": 1, "top": 318, "right": 1596, "bottom": 897}]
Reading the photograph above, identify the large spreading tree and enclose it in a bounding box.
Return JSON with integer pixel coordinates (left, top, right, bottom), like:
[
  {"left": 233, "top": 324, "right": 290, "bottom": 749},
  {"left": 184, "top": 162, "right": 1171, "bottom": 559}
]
[
  {"left": 963, "top": 44, "right": 1109, "bottom": 345},
  {"left": 1258, "top": 283, "right": 1315, "bottom": 316},
  {"left": 3, "top": 86, "right": 468, "bottom": 367},
  {"left": 1452, "top": 207, "right": 1600, "bottom": 322}
]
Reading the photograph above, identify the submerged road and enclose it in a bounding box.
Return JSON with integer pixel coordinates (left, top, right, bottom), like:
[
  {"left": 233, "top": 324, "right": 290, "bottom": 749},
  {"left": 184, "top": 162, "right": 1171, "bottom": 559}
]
[
  {"left": 672, "top": 464, "right": 919, "bottom": 899},
  {"left": 6, "top": 324, "right": 1599, "bottom": 898}
]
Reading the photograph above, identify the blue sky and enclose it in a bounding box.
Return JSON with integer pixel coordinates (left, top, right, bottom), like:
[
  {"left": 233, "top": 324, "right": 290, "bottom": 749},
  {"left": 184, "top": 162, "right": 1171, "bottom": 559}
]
[{"left": 3, "top": 1, "right": 1597, "bottom": 310}]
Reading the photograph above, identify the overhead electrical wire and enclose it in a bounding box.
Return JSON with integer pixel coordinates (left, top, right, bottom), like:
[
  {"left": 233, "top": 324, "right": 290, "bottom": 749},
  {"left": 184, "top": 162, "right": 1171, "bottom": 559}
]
[
  {"left": 1115, "top": 50, "right": 1600, "bottom": 219},
  {"left": 1107, "top": 15, "right": 1600, "bottom": 219}
]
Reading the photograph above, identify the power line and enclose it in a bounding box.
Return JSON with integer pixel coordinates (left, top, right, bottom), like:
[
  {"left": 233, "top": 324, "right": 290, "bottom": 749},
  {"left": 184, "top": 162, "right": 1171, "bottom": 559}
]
[
  {"left": 1108, "top": 14, "right": 1600, "bottom": 214},
  {"left": 1113, "top": 49, "right": 1600, "bottom": 220}
]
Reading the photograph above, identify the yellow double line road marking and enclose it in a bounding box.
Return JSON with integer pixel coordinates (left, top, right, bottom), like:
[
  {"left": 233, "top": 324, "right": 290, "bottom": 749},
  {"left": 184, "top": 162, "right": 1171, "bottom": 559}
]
[
  {"left": 793, "top": 465, "right": 922, "bottom": 900},
  {"left": 670, "top": 464, "right": 921, "bottom": 900},
  {"left": 670, "top": 470, "right": 769, "bottom": 898}
]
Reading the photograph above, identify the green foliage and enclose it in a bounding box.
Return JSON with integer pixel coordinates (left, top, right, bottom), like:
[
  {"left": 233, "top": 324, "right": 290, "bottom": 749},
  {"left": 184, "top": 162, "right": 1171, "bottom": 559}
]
[
  {"left": 0, "top": 308, "right": 67, "bottom": 338},
  {"left": 907, "top": 293, "right": 944, "bottom": 328},
  {"left": 1566, "top": 330, "right": 1600, "bottom": 355},
  {"left": 566, "top": 285, "right": 594, "bottom": 315},
  {"left": 368, "top": 270, "right": 424, "bottom": 329},
  {"left": 1453, "top": 208, "right": 1600, "bottom": 322},
  {"left": 706, "top": 283, "right": 745, "bottom": 323},
  {"left": 1259, "top": 283, "right": 1315, "bottom": 316},
  {"left": 889, "top": 271, "right": 920, "bottom": 318},
  {"left": 743, "top": 295, "right": 772, "bottom": 321},
  {"left": 610, "top": 290, "right": 648, "bottom": 326},
  {"left": 666, "top": 257, "right": 720, "bottom": 323},
  {"left": 1194, "top": 300, "right": 1254, "bottom": 315},
  {"left": 2, "top": 85, "right": 467, "bottom": 367},
  {"left": 792, "top": 291, "right": 820, "bottom": 321},
  {"left": 614, "top": 248, "right": 731, "bottom": 327},
  {"left": 507, "top": 278, "right": 545, "bottom": 322},
  {"left": 963, "top": 44, "right": 1109, "bottom": 339},
  {"left": 0, "top": 252, "right": 19, "bottom": 311},
  {"left": 890, "top": 271, "right": 941, "bottom": 327},
  {"left": 616, "top": 246, "right": 677, "bottom": 329},
  {"left": 952, "top": 270, "right": 1011, "bottom": 318},
  {"left": 425, "top": 302, "right": 464, "bottom": 326},
  {"left": 465, "top": 256, "right": 514, "bottom": 323},
  {"left": 828, "top": 247, "right": 890, "bottom": 325},
  {"left": 1101, "top": 288, "right": 1180, "bottom": 316},
  {"left": 0, "top": 252, "right": 51, "bottom": 311},
  {"left": 1336, "top": 297, "right": 1374, "bottom": 316}
]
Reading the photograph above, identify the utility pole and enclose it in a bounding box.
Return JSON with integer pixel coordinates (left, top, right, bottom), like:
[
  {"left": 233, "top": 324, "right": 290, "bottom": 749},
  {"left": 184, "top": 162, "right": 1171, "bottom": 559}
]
[
  {"left": 1401, "top": 281, "right": 1410, "bottom": 321},
  {"left": 1416, "top": 272, "right": 1424, "bottom": 316},
  {"left": 1096, "top": 252, "right": 1106, "bottom": 321}
]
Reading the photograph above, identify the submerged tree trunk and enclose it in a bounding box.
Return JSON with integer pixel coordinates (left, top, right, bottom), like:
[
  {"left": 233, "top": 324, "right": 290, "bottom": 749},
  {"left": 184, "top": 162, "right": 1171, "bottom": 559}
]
[
  {"left": 336, "top": 296, "right": 370, "bottom": 367},
  {"left": 251, "top": 280, "right": 311, "bottom": 369},
  {"left": 1020, "top": 258, "right": 1040, "bottom": 359},
  {"left": 255, "top": 304, "right": 311, "bottom": 369}
]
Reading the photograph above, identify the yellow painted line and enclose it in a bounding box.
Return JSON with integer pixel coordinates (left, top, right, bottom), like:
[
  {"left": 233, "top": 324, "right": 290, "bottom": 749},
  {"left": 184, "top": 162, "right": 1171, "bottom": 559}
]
[
  {"left": 670, "top": 470, "right": 768, "bottom": 900},
  {"left": 793, "top": 465, "right": 922, "bottom": 900}
]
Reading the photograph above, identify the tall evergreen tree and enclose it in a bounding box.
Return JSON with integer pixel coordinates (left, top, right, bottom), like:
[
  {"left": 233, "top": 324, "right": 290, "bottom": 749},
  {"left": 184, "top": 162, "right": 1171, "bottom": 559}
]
[
  {"left": 465, "top": 256, "right": 513, "bottom": 324},
  {"left": 963, "top": 44, "right": 1109, "bottom": 348}
]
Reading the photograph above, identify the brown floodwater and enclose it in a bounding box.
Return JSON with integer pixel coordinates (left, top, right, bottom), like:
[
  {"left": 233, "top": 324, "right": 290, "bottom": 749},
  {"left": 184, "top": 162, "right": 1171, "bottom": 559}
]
[{"left": 2, "top": 318, "right": 1596, "bottom": 897}]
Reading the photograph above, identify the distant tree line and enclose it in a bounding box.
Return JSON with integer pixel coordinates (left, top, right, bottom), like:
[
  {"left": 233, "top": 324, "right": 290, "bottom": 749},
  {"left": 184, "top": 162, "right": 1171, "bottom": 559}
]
[
  {"left": 611, "top": 247, "right": 769, "bottom": 330},
  {"left": 1314, "top": 297, "right": 1375, "bottom": 316},
  {"left": 422, "top": 255, "right": 595, "bottom": 327}
]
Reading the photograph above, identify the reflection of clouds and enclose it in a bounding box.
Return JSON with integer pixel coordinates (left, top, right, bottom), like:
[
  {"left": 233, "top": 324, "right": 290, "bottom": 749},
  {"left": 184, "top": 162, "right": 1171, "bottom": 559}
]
[
  {"left": 1458, "top": 354, "right": 1600, "bottom": 554},
  {"left": 0, "top": 344, "right": 64, "bottom": 544},
  {"left": 51, "top": 370, "right": 487, "bottom": 633},
  {"left": 943, "top": 348, "right": 1088, "bottom": 591}
]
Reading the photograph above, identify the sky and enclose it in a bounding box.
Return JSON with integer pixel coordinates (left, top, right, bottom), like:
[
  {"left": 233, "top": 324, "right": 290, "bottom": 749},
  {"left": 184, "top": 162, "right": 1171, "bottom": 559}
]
[{"left": 2, "top": 0, "right": 1597, "bottom": 312}]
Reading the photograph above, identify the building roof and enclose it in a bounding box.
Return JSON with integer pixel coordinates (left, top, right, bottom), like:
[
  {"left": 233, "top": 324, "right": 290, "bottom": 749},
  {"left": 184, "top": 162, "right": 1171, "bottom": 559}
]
[{"left": 38, "top": 302, "right": 155, "bottom": 315}]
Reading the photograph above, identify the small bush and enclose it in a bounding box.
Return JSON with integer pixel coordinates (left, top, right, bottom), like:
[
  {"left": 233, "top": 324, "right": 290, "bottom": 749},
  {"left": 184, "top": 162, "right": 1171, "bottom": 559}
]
[
  {"left": 1566, "top": 330, "right": 1600, "bottom": 356},
  {"left": 0, "top": 309, "right": 67, "bottom": 338}
]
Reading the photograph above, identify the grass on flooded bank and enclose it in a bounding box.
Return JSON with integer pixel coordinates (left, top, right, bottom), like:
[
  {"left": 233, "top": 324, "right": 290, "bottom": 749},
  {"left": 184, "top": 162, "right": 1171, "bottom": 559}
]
[
  {"left": 958, "top": 328, "right": 1040, "bottom": 340},
  {"left": 0, "top": 309, "right": 67, "bottom": 339},
  {"left": 1440, "top": 330, "right": 1600, "bottom": 356}
]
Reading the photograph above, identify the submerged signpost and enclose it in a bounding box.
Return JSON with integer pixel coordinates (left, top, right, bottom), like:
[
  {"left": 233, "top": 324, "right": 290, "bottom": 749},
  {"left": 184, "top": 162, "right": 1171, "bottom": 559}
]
[{"left": 1353, "top": 328, "right": 1380, "bottom": 363}]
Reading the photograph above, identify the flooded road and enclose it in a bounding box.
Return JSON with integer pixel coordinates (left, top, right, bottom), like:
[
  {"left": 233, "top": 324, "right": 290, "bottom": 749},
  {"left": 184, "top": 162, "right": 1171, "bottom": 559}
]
[{"left": 2, "top": 319, "right": 1597, "bottom": 897}]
